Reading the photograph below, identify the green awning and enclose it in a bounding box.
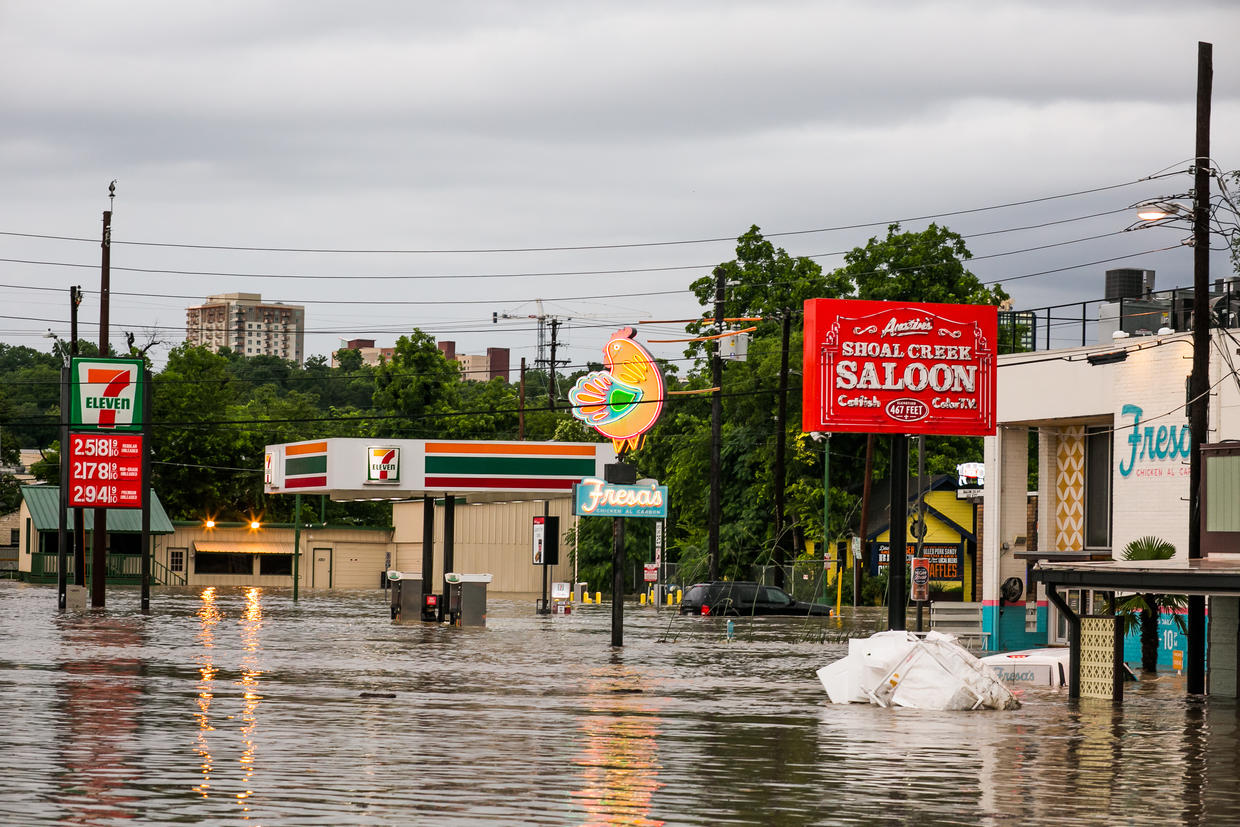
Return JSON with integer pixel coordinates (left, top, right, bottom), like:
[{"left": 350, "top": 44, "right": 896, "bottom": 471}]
[{"left": 21, "top": 485, "right": 175, "bottom": 534}]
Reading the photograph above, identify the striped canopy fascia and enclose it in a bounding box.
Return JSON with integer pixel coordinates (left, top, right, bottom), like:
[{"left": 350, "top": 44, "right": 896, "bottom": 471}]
[{"left": 263, "top": 438, "right": 615, "bottom": 500}]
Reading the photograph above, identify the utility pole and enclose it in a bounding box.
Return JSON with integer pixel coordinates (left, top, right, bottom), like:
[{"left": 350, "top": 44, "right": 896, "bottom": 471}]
[
  {"left": 1186, "top": 40, "right": 1212, "bottom": 696},
  {"left": 70, "top": 287, "right": 85, "bottom": 588},
  {"left": 708, "top": 266, "right": 725, "bottom": 581},
  {"left": 92, "top": 187, "right": 113, "bottom": 608},
  {"left": 518, "top": 357, "right": 526, "bottom": 439},
  {"left": 548, "top": 318, "right": 561, "bottom": 411},
  {"left": 772, "top": 309, "right": 791, "bottom": 589}
]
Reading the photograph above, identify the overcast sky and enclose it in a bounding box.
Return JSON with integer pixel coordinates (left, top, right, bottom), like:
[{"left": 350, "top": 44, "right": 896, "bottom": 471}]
[{"left": 2, "top": 1, "right": 1237, "bottom": 374}]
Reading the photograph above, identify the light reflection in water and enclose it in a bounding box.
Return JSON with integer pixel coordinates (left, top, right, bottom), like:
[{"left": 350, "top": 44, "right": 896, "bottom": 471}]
[
  {"left": 573, "top": 665, "right": 664, "bottom": 827},
  {"left": 236, "top": 587, "right": 264, "bottom": 815},
  {"left": 56, "top": 615, "right": 144, "bottom": 824},
  {"left": 193, "top": 587, "right": 220, "bottom": 799}
]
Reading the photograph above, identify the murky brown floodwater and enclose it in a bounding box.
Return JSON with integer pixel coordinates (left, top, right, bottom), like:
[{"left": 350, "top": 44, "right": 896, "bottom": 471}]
[{"left": 1, "top": 581, "right": 1238, "bottom": 826}]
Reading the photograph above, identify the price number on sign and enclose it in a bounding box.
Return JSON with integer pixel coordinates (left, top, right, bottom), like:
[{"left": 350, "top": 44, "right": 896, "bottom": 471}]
[
  {"left": 72, "top": 484, "right": 119, "bottom": 505},
  {"left": 73, "top": 460, "right": 118, "bottom": 481},
  {"left": 72, "top": 434, "right": 119, "bottom": 457}
]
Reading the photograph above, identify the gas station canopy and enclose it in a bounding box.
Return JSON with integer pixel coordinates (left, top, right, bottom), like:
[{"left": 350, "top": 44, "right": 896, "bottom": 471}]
[{"left": 264, "top": 438, "right": 617, "bottom": 502}]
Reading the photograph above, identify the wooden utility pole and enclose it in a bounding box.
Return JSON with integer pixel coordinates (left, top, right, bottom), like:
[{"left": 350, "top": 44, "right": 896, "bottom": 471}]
[
  {"left": 1186, "top": 40, "right": 1212, "bottom": 695},
  {"left": 772, "top": 310, "right": 791, "bottom": 588},
  {"left": 708, "top": 266, "right": 724, "bottom": 581},
  {"left": 91, "top": 198, "right": 112, "bottom": 608}
]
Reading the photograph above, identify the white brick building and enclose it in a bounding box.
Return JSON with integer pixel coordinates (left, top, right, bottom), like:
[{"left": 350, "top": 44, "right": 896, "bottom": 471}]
[{"left": 982, "top": 328, "right": 1240, "bottom": 652}]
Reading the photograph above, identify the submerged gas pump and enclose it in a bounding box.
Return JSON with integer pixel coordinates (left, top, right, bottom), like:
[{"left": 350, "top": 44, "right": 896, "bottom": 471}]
[
  {"left": 444, "top": 573, "right": 493, "bottom": 627},
  {"left": 387, "top": 570, "right": 423, "bottom": 625}
]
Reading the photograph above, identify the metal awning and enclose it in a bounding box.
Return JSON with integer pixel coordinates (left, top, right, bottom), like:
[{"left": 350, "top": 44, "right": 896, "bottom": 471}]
[
  {"left": 194, "top": 541, "right": 295, "bottom": 555},
  {"left": 1036, "top": 556, "right": 1240, "bottom": 597}
]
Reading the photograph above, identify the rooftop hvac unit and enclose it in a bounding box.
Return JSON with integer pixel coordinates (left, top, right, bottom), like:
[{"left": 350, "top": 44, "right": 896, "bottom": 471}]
[{"left": 1105, "top": 269, "right": 1155, "bottom": 301}]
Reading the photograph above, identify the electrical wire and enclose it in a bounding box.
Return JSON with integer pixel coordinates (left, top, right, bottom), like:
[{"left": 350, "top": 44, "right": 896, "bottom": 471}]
[{"left": 0, "top": 174, "right": 1181, "bottom": 255}]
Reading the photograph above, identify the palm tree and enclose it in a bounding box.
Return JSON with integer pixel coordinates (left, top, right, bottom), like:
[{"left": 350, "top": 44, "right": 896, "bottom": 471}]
[{"left": 1116, "top": 536, "right": 1186, "bottom": 673}]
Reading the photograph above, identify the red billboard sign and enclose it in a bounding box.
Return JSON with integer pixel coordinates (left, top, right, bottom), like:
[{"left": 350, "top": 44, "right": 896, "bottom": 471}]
[
  {"left": 67, "top": 431, "right": 144, "bottom": 508},
  {"left": 803, "top": 298, "right": 997, "bottom": 436}
]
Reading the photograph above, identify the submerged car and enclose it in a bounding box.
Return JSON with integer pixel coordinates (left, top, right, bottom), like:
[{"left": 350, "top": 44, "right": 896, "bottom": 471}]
[{"left": 679, "top": 581, "right": 832, "bottom": 617}]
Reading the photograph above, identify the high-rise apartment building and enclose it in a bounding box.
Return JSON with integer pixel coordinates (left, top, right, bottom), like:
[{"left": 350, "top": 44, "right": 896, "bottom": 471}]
[{"left": 185, "top": 293, "right": 305, "bottom": 364}]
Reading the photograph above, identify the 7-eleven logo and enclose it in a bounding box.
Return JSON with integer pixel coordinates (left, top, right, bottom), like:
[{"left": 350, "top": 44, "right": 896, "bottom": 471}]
[
  {"left": 72, "top": 358, "right": 143, "bottom": 430},
  {"left": 367, "top": 446, "right": 400, "bottom": 483},
  {"left": 87, "top": 368, "right": 131, "bottom": 428}
]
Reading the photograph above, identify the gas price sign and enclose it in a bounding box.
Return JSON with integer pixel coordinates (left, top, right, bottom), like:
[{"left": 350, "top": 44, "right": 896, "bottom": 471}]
[{"left": 67, "top": 432, "right": 143, "bottom": 508}]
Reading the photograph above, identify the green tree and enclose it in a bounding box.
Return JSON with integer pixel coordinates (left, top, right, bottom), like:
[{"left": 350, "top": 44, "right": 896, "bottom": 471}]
[
  {"left": 1116, "top": 535, "right": 1186, "bottom": 673},
  {"left": 371, "top": 331, "right": 461, "bottom": 437},
  {"left": 151, "top": 344, "right": 247, "bottom": 520}
]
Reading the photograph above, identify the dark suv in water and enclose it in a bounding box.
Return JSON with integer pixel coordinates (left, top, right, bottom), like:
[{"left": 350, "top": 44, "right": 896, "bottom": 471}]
[{"left": 679, "top": 581, "right": 832, "bottom": 617}]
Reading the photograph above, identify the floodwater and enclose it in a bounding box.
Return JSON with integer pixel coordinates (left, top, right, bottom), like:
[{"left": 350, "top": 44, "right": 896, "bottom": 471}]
[{"left": 1, "top": 583, "right": 1238, "bottom": 826}]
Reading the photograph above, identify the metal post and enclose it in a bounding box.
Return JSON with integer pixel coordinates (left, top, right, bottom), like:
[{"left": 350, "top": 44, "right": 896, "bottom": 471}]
[
  {"left": 888, "top": 435, "right": 908, "bottom": 631},
  {"left": 70, "top": 287, "right": 86, "bottom": 587},
  {"left": 916, "top": 435, "right": 926, "bottom": 632},
  {"left": 421, "top": 496, "right": 434, "bottom": 600},
  {"left": 611, "top": 514, "right": 625, "bottom": 646},
  {"left": 57, "top": 365, "right": 69, "bottom": 612},
  {"left": 708, "top": 266, "right": 724, "bottom": 581},
  {"left": 292, "top": 493, "right": 301, "bottom": 602},
  {"left": 822, "top": 433, "right": 830, "bottom": 595},
  {"left": 1186, "top": 40, "right": 1212, "bottom": 696},
  {"left": 857, "top": 434, "right": 874, "bottom": 608},
  {"left": 140, "top": 369, "right": 151, "bottom": 614},
  {"left": 442, "top": 495, "right": 455, "bottom": 599},
  {"left": 1046, "top": 583, "right": 1080, "bottom": 699}
]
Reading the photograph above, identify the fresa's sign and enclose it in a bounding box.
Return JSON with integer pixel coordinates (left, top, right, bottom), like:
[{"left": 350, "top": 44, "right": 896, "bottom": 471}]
[{"left": 803, "top": 299, "right": 997, "bottom": 436}]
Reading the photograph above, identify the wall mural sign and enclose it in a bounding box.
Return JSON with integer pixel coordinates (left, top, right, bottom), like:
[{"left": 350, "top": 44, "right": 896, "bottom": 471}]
[
  {"left": 568, "top": 327, "right": 665, "bottom": 453},
  {"left": 1118, "top": 403, "right": 1192, "bottom": 478},
  {"left": 802, "top": 299, "right": 997, "bottom": 436}
]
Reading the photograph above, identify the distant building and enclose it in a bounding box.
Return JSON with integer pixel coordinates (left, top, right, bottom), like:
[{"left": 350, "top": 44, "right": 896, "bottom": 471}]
[
  {"left": 185, "top": 293, "right": 305, "bottom": 364},
  {"left": 331, "top": 338, "right": 395, "bottom": 368},
  {"left": 437, "top": 341, "right": 510, "bottom": 382}
]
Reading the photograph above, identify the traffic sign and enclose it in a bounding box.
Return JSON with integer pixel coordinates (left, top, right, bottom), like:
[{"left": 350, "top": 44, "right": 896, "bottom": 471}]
[
  {"left": 643, "top": 563, "right": 658, "bottom": 583},
  {"left": 67, "top": 431, "right": 143, "bottom": 508}
]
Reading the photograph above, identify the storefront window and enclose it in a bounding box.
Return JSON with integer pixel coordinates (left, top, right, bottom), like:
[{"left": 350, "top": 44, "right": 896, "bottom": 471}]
[
  {"left": 1085, "top": 426, "right": 1111, "bottom": 548},
  {"left": 259, "top": 554, "right": 293, "bottom": 576},
  {"left": 195, "top": 553, "right": 253, "bottom": 575}
]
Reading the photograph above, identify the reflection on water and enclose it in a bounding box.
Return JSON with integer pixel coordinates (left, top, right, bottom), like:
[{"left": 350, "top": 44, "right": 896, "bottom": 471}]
[
  {"left": 1, "top": 583, "right": 1239, "bottom": 825},
  {"left": 56, "top": 615, "right": 144, "bottom": 825},
  {"left": 193, "top": 586, "right": 219, "bottom": 799},
  {"left": 573, "top": 664, "right": 663, "bottom": 826}
]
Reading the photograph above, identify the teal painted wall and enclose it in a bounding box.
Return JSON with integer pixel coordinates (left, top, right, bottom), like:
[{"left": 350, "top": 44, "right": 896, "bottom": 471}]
[{"left": 982, "top": 602, "right": 1046, "bottom": 651}]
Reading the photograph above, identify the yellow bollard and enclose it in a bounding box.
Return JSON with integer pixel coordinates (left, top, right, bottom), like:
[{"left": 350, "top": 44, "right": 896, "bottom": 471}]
[
  {"left": 640, "top": 593, "right": 647, "bottom": 606},
  {"left": 676, "top": 588, "right": 682, "bottom": 604},
  {"left": 596, "top": 591, "right": 603, "bottom": 604},
  {"left": 666, "top": 592, "right": 674, "bottom": 607}
]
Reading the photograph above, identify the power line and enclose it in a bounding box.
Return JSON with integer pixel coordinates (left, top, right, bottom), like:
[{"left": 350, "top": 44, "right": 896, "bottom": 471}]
[{"left": 0, "top": 174, "right": 1177, "bottom": 254}]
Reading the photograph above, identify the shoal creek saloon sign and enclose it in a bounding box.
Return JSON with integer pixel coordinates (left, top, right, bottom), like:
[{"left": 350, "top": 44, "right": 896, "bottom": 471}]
[
  {"left": 573, "top": 477, "right": 668, "bottom": 519},
  {"left": 803, "top": 298, "right": 998, "bottom": 436}
]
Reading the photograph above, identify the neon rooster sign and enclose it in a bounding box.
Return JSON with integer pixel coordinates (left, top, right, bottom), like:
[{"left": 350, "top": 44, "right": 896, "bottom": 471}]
[{"left": 567, "top": 327, "right": 665, "bottom": 455}]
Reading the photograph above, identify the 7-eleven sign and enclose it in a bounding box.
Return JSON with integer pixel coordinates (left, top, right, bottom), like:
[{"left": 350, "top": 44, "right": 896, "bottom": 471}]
[{"left": 70, "top": 357, "right": 145, "bottom": 431}]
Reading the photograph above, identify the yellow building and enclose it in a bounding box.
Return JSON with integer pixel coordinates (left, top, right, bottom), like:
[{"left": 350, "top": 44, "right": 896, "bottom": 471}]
[{"left": 865, "top": 474, "right": 979, "bottom": 601}]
